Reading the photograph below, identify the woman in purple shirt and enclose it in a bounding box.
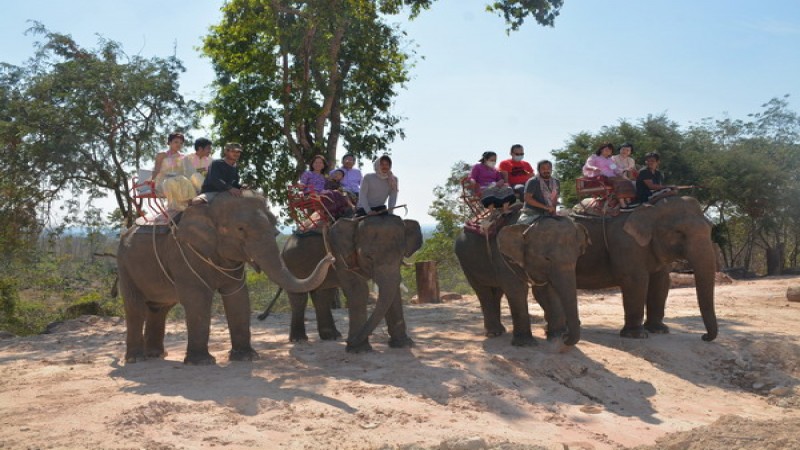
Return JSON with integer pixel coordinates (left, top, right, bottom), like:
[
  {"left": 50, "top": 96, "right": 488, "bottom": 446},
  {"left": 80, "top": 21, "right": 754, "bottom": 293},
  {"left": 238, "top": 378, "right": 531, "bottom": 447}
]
[
  {"left": 469, "top": 151, "right": 516, "bottom": 211},
  {"left": 298, "top": 155, "right": 328, "bottom": 193}
]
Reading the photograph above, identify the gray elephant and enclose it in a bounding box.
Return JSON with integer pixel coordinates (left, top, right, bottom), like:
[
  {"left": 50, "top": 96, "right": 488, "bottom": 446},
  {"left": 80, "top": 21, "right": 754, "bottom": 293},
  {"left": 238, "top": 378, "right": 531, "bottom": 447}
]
[
  {"left": 281, "top": 214, "right": 422, "bottom": 353},
  {"left": 455, "top": 213, "right": 590, "bottom": 346},
  {"left": 573, "top": 196, "right": 717, "bottom": 341},
  {"left": 117, "top": 193, "right": 335, "bottom": 365}
]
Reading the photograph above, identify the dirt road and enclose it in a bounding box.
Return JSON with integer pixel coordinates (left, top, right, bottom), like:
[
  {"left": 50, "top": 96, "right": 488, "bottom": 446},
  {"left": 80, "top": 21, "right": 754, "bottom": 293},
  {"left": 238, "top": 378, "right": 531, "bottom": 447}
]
[{"left": 1, "top": 276, "right": 799, "bottom": 449}]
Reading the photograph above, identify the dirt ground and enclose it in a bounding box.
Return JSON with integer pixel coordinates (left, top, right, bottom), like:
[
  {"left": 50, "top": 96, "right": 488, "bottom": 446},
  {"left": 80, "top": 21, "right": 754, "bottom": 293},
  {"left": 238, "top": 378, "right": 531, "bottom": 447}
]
[{"left": 1, "top": 275, "right": 799, "bottom": 450}]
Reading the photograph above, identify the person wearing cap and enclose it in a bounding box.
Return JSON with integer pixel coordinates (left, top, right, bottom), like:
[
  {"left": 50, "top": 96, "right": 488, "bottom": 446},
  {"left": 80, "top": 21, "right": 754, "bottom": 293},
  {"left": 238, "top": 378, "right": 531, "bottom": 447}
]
[
  {"left": 196, "top": 143, "right": 244, "bottom": 204},
  {"left": 498, "top": 144, "right": 534, "bottom": 198},
  {"left": 636, "top": 152, "right": 676, "bottom": 206},
  {"left": 338, "top": 153, "right": 362, "bottom": 198}
]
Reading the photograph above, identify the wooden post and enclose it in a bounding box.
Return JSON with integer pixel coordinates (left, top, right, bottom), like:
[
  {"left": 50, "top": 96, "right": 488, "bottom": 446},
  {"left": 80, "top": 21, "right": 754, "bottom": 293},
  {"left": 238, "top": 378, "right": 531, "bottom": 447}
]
[{"left": 415, "top": 260, "right": 440, "bottom": 304}]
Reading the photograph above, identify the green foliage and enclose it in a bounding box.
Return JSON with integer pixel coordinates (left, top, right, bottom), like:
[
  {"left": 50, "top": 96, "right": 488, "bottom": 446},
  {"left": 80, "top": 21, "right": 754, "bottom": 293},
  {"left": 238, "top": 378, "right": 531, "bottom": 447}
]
[
  {"left": 1, "top": 24, "right": 199, "bottom": 228},
  {"left": 486, "top": 0, "right": 564, "bottom": 32},
  {"left": 402, "top": 161, "right": 473, "bottom": 295},
  {"left": 551, "top": 97, "right": 800, "bottom": 275},
  {"left": 202, "top": 0, "right": 563, "bottom": 212},
  {"left": 203, "top": 0, "right": 411, "bottom": 209}
]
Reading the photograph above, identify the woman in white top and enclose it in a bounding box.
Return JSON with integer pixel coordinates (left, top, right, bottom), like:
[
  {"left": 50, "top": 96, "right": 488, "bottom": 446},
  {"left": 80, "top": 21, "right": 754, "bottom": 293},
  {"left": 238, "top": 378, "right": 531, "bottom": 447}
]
[{"left": 356, "top": 155, "right": 398, "bottom": 217}]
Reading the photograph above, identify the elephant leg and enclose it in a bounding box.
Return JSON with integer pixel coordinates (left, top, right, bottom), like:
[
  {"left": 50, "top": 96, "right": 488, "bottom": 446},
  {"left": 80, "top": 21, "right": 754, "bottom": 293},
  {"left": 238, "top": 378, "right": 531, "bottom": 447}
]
[
  {"left": 534, "top": 284, "right": 566, "bottom": 340},
  {"left": 221, "top": 284, "right": 259, "bottom": 362},
  {"left": 121, "top": 280, "right": 148, "bottom": 363},
  {"left": 471, "top": 284, "right": 506, "bottom": 337},
  {"left": 288, "top": 292, "right": 310, "bottom": 342},
  {"left": 343, "top": 277, "right": 372, "bottom": 353},
  {"left": 385, "top": 287, "right": 413, "bottom": 349},
  {"left": 179, "top": 286, "right": 216, "bottom": 365},
  {"left": 310, "top": 288, "right": 342, "bottom": 340},
  {"left": 506, "top": 284, "right": 535, "bottom": 347},
  {"left": 619, "top": 273, "right": 650, "bottom": 339},
  {"left": 144, "top": 303, "right": 174, "bottom": 359},
  {"left": 644, "top": 268, "right": 671, "bottom": 334}
]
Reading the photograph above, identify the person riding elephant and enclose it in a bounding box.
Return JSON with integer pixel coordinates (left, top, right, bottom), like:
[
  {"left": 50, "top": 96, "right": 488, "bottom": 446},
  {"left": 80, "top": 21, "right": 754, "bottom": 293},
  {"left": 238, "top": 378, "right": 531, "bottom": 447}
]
[
  {"left": 117, "top": 192, "right": 335, "bottom": 365},
  {"left": 572, "top": 195, "right": 718, "bottom": 341},
  {"left": 278, "top": 214, "right": 423, "bottom": 353},
  {"left": 455, "top": 211, "right": 589, "bottom": 346}
]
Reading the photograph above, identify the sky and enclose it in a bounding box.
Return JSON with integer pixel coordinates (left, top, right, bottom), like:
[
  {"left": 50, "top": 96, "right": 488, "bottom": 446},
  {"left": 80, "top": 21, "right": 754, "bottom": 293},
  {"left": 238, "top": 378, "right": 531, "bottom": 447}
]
[{"left": 2, "top": 0, "right": 799, "bottom": 225}]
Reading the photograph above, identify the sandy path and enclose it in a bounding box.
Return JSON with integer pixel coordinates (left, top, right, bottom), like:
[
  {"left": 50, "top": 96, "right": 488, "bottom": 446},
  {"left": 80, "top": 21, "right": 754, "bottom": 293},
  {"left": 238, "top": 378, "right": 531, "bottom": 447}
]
[{"left": 1, "top": 276, "right": 798, "bottom": 449}]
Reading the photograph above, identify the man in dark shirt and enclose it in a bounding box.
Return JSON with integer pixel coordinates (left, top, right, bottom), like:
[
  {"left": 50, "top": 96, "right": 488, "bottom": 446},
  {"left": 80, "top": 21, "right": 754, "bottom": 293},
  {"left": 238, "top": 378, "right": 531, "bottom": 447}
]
[
  {"left": 518, "top": 160, "right": 560, "bottom": 224},
  {"left": 197, "top": 143, "right": 244, "bottom": 203},
  {"left": 636, "top": 152, "right": 674, "bottom": 205}
]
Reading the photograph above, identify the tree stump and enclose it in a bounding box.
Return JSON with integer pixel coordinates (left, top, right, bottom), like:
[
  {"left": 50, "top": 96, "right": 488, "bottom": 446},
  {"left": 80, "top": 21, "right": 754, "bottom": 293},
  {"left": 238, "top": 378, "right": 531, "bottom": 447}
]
[
  {"left": 415, "top": 260, "right": 440, "bottom": 304},
  {"left": 788, "top": 286, "right": 800, "bottom": 303}
]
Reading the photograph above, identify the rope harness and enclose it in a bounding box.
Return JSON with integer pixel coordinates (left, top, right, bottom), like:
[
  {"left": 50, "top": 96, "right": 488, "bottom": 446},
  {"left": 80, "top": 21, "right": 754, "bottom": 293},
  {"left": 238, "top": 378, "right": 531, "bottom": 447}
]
[{"left": 149, "top": 215, "right": 247, "bottom": 297}]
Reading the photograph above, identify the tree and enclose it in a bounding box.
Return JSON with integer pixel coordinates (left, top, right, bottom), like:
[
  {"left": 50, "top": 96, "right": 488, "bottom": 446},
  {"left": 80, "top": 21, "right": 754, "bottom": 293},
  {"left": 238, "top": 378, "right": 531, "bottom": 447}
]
[
  {"left": 4, "top": 24, "right": 199, "bottom": 228},
  {"left": 404, "top": 161, "right": 472, "bottom": 293},
  {"left": 203, "top": 0, "right": 563, "bottom": 209}
]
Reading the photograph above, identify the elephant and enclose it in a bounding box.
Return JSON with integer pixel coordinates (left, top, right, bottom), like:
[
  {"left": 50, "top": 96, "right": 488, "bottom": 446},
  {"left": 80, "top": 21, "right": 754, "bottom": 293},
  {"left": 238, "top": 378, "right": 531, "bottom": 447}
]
[
  {"left": 280, "top": 214, "right": 422, "bottom": 353},
  {"left": 117, "top": 193, "right": 335, "bottom": 365},
  {"left": 455, "top": 212, "right": 590, "bottom": 346},
  {"left": 572, "top": 195, "right": 718, "bottom": 341}
]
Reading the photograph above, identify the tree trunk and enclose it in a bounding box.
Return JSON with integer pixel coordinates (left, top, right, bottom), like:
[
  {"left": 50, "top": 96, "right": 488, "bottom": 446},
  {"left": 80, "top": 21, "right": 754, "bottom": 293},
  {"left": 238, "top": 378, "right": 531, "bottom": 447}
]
[
  {"left": 766, "top": 243, "right": 784, "bottom": 276},
  {"left": 415, "top": 261, "right": 440, "bottom": 304}
]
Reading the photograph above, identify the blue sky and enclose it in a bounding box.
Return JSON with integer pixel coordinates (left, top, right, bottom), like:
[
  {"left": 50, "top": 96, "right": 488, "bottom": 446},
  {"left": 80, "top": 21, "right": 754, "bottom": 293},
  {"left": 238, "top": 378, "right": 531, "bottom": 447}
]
[{"left": 2, "top": 1, "right": 799, "bottom": 225}]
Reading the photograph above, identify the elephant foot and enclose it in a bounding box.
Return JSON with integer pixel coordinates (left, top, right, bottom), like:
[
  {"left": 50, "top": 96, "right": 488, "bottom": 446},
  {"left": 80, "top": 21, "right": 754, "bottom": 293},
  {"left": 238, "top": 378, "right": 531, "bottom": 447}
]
[
  {"left": 125, "top": 351, "right": 147, "bottom": 364},
  {"left": 511, "top": 333, "right": 537, "bottom": 347},
  {"left": 620, "top": 326, "right": 649, "bottom": 339},
  {"left": 289, "top": 333, "right": 309, "bottom": 343},
  {"left": 319, "top": 329, "right": 342, "bottom": 341},
  {"left": 145, "top": 349, "right": 167, "bottom": 359},
  {"left": 484, "top": 325, "right": 507, "bottom": 338},
  {"left": 184, "top": 352, "right": 217, "bottom": 365},
  {"left": 644, "top": 321, "right": 670, "bottom": 334},
  {"left": 345, "top": 340, "right": 373, "bottom": 353},
  {"left": 388, "top": 335, "right": 414, "bottom": 349},
  {"left": 229, "top": 347, "right": 260, "bottom": 362}
]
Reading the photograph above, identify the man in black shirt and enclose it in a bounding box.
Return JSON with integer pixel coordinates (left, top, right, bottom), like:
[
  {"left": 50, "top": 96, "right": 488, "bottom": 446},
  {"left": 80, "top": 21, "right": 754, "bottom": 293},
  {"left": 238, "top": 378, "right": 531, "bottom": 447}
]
[
  {"left": 196, "top": 143, "right": 244, "bottom": 203},
  {"left": 636, "top": 152, "right": 674, "bottom": 205}
]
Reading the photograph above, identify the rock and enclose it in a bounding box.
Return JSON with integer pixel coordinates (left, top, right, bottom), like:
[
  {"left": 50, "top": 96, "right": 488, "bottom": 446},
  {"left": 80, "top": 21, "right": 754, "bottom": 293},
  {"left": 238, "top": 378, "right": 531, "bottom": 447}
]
[
  {"left": 769, "top": 386, "right": 791, "bottom": 396},
  {"left": 752, "top": 382, "right": 766, "bottom": 390},
  {"left": 439, "top": 436, "right": 488, "bottom": 450},
  {"left": 440, "top": 292, "right": 463, "bottom": 301},
  {"left": 787, "top": 286, "right": 800, "bottom": 303},
  {"left": 734, "top": 357, "right": 749, "bottom": 369}
]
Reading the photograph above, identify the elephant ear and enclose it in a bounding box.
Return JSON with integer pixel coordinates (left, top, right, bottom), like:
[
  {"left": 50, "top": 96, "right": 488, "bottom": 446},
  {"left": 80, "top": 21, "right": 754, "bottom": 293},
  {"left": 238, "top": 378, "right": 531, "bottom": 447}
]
[
  {"left": 575, "top": 223, "right": 591, "bottom": 255},
  {"left": 403, "top": 220, "right": 423, "bottom": 257},
  {"left": 329, "top": 218, "right": 359, "bottom": 269},
  {"left": 176, "top": 206, "right": 217, "bottom": 256},
  {"left": 497, "top": 224, "right": 527, "bottom": 267},
  {"left": 623, "top": 209, "right": 655, "bottom": 247}
]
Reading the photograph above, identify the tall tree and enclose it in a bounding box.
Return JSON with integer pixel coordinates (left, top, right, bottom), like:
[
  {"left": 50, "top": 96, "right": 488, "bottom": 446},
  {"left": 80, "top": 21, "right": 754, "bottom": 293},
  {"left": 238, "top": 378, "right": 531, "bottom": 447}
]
[
  {"left": 5, "top": 24, "right": 198, "bottom": 227},
  {"left": 203, "top": 0, "right": 563, "bottom": 208}
]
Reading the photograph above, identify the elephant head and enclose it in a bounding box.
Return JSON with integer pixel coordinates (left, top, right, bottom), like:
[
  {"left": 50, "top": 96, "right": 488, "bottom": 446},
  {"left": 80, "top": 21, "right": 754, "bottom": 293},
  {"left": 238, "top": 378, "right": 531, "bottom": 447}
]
[
  {"left": 497, "top": 217, "right": 589, "bottom": 345},
  {"left": 176, "top": 194, "right": 334, "bottom": 293},
  {"left": 622, "top": 196, "right": 718, "bottom": 341},
  {"left": 329, "top": 215, "right": 422, "bottom": 350}
]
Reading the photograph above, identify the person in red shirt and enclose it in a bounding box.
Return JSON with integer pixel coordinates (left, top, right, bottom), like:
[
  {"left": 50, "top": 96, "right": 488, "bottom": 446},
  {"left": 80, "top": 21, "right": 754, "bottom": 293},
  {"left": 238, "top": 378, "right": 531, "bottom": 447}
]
[{"left": 498, "top": 144, "right": 534, "bottom": 198}]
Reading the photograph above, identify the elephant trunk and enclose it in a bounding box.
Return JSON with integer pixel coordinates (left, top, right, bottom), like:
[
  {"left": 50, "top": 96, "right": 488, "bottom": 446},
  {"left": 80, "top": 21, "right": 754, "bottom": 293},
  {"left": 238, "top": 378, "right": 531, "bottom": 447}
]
[
  {"left": 687, "top": 242, "right": 718, "bottom": 341},
  {"left": 347, "top": 269, "right": 400, "bottom": 347},
  {"left": 253, "top": 238, "right": 334, "bottom": 294}
]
